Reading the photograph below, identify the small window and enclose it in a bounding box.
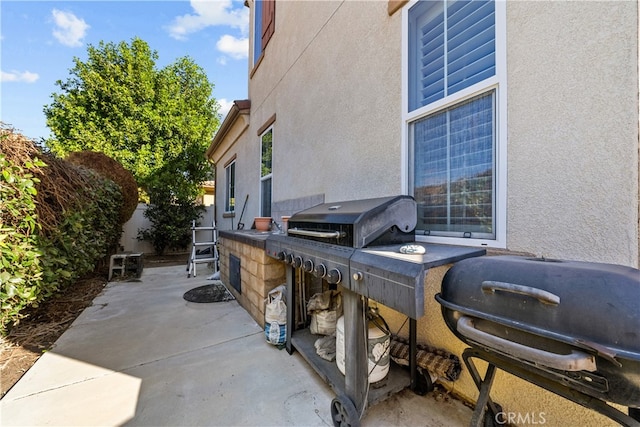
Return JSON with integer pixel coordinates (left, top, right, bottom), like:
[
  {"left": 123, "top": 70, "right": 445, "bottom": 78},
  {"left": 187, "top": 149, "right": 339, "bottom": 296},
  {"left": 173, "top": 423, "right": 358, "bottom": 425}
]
[
  {"left": 253, "top": 0, "right": 275, "bottom": 65},
  {"left": 260, "top": 128, "right": 273, "bottom": 217},
  {"left": 225, "top": 161, "right": 235, "bottom": 213}
]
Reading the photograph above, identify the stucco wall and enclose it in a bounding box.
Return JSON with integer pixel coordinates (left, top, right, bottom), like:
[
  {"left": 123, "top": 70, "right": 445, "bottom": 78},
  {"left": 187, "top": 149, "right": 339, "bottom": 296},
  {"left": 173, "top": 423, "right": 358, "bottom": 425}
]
[
  {"left": 246, "top": 0, "right": 639, "bottom": 267},
  {"left": 210, "top": 2, "right": 639, "bottom": 425},
  {"left": 506, "top": 1, "right": 639, "bottom": 266},
  {"left": 250, "top": 1, "right": 403, "bottom": 204}
]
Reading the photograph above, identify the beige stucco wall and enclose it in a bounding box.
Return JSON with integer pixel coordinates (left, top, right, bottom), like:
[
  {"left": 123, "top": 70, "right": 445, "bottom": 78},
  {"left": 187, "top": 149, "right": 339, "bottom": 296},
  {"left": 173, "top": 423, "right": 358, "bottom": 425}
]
[
  {"left": 506, "top": 1, "right": 639, "bottom": 267},
  {"left": 246, "top": 0, "right": 639, "bottom": 267},
  {"left": 249, "top": 1, "right": 403, "bottom": 204},
  {"left": 212, "top": 2, "right": 639, "bottom": 425}
]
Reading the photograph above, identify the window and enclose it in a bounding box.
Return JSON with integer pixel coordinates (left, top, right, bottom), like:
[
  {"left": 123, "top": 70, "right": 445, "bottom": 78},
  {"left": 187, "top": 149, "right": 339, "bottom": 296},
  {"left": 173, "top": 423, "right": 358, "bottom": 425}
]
[
  {"left": 253, "top": 0, "right": 275, "bottom": 65},
  {"left": 260, "top": 128, "right": 273, "bottom": 217},
  {"left": 404, "top": 0, "right": 505, "bottom": 246},
  {"left": 225, "top": 160, "right": 235, "bottom": 213}
]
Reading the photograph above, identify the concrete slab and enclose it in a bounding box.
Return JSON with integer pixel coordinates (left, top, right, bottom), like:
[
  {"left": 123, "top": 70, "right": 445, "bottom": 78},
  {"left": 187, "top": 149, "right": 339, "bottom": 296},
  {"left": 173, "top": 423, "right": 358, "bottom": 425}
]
[{"left": 1, "top": 264, "right": 473, "bottom": 426}]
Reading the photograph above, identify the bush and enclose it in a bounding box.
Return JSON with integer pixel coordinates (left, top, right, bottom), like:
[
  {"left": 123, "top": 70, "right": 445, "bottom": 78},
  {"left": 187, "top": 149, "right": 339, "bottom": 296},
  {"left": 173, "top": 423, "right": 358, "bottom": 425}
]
[
  {"left": 0, "top": 125, "right": 124, "bottom": 334},
  {"left": 137, "top": 187, "right": 205, "bottom": 255},
  {"left": 0, "top": 152, "right": 46, "bottom": 330}
]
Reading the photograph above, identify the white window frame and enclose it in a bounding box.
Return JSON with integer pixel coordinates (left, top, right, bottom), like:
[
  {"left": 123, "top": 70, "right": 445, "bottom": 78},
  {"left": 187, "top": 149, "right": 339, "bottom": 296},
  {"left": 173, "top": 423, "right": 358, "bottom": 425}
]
[
  {"left": 225, "top": 160, "right": 236, "bottom": 214},
  {"left": 401, "top": 0, "right": 507, "bottom": 249},
  {"left": 259, "top": 127, "right": 273, "bottom": 217}
]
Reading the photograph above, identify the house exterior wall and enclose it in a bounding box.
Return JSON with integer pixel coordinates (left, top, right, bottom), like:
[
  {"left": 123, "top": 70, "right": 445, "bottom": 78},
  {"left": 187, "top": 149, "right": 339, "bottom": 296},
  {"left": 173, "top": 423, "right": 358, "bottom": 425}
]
[
  {"left": 250, "top": 1, "right": 404, "bottom": 204},
  {"left": 208, "top": 1, "right": 639, "bottom": 425},
  {"left": 245, "top": 0, "right": 639, "bottom": 267},
  {"left": 505, "top": 1, "right": 639, "bottom": 266}
]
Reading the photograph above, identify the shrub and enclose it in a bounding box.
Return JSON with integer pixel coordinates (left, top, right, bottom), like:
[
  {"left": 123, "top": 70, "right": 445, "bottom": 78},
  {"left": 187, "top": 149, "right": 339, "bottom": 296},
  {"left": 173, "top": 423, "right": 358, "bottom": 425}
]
[
  {"left": 0, "top": 125, "right": 124, "bottom": 334},
  {"left": 0, "top": 151, "right": 46, "bottom": 330}
]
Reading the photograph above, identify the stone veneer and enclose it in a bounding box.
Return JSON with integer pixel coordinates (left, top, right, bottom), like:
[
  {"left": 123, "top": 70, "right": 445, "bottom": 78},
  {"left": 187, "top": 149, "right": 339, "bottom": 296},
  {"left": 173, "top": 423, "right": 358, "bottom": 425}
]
[{"left": 218, "top": 230, "right": 285, "bottom": 328}]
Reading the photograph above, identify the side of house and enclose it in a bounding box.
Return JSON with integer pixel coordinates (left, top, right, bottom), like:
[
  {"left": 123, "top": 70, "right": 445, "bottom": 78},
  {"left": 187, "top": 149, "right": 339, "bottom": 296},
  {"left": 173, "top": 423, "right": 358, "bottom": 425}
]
[{"left": 207, "top": 1, "right": 639, "bottom": 425}]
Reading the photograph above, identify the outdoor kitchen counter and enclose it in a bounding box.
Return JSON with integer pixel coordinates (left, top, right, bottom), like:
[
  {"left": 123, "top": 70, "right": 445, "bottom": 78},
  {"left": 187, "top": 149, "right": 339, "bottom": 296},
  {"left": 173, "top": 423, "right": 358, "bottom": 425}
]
[{"left": 218, "top": 229, "right": 275, "bottom": 249}]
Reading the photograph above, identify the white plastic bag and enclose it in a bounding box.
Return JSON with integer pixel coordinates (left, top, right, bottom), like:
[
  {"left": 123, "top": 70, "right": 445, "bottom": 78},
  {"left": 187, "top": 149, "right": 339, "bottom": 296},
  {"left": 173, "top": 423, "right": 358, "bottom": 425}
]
[
  {"left": 307, "top": 290, "right": 342, "bottom": 335},
  {"left": 264, "top": 285, "right": 287, "bottom": 345}
]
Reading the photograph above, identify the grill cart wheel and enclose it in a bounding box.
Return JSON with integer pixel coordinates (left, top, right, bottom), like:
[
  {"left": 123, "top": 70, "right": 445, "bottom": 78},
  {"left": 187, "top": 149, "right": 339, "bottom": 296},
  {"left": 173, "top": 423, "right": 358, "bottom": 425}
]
[
  {"left": 331, "top": 394, "right": 360, "bottom": 427},
  {"left": 414, "top": 368, "right": 434, "bottom": 396}
]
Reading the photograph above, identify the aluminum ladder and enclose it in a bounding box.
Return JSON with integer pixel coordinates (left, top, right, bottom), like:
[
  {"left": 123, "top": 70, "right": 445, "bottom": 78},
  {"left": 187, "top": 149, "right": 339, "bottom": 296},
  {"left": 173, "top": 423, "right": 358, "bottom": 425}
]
[{"left": 187, "top": 220, "right": 218, "bottom": 278}]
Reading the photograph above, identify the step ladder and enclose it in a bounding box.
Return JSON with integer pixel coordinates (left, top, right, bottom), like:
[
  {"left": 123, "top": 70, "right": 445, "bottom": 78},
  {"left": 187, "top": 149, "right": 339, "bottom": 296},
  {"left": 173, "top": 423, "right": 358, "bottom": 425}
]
[{"left": 187, "top": 220, "right": 219, "bottom": 278}]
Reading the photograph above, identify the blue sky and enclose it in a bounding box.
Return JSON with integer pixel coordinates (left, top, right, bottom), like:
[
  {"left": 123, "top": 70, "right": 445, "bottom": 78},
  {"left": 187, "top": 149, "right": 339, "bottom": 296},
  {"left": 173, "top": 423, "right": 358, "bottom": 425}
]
[{"left": 1, "top": 0, "right": 249, "bottom": 141}]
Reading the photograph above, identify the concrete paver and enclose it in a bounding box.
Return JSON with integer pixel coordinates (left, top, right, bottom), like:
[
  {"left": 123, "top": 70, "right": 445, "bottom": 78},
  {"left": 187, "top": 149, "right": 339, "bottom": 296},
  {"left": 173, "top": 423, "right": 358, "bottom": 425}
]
[{"left": 1, "top": 264, "right": 473, "bottom": 426}]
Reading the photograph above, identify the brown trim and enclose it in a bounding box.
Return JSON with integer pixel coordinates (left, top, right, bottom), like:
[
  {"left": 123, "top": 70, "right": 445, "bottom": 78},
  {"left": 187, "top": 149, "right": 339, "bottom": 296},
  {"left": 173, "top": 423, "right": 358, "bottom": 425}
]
[
  {"left": 261, "top": 0, "right": 275, "bottom": 50},
  {"left": 250, "top": 52, "right": 265, "bottom": 78},
  {"left": 206, "top": 100, "right": 251, "bottom": 159},
  {"left": 388, "top": 0, "right": 408, "bottom": 16},
  {"left": 224, "top": 153, "right": 237, "bottom": 168},
  {"left": 257, "top": 113, "right": 277, "bottom": 136}
]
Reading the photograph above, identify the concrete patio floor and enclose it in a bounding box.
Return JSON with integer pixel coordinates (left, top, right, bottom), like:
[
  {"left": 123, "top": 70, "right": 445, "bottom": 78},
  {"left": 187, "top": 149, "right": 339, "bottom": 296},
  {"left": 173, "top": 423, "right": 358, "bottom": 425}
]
[{"left": 1, "top": 264, "right": 473, "bottom": 426}]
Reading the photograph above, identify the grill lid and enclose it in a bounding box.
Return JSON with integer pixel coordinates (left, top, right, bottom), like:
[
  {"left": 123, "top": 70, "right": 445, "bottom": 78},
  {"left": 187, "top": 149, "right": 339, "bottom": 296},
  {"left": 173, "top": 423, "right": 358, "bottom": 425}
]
[{"left": 287, "top": 195, "right": 417, "bottom": 248}]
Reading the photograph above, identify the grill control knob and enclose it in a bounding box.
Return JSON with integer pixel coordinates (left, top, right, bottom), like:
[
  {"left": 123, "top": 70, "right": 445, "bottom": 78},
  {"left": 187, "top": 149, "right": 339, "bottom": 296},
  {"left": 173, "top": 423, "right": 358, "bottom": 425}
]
[
  {"left": 314, "top": 263, "right": 327, "bottom": 278},
  {"left": 326, "top": 268, "right": 342, "bottom": 285},
  {"left": 284, "top": 253, "right": 294, "bottom": 265},
  {"left": 276, "top": 251, "right": 286, "bottom": 261},
  {"left": 292, "top": 256, "right": 303, "bottom": 268},
  {"left": 352, "top": 272, "right": 364, "bottom": 281},
  {"left": 303, "top": 259, "right": 314, "bottom": 273}
]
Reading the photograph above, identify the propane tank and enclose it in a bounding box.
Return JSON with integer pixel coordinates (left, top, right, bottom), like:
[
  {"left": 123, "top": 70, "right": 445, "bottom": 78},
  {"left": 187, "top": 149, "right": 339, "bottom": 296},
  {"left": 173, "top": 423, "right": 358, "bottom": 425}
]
[{"left": 336, "top": 312, "right": 391, "bottom": 383}]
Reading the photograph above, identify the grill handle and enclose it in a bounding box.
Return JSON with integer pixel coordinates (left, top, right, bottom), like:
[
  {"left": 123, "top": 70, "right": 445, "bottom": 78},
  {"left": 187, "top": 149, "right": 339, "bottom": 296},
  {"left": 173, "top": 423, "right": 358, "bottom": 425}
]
[
  {"left": 481, "top": 281, "right": 560, "bottom": 305},
  {"left": 457, "top": 316, "right": 597, "bottom": 372},
  {"left": 287, "top": 228, "right": 346, "bottom": 239}
]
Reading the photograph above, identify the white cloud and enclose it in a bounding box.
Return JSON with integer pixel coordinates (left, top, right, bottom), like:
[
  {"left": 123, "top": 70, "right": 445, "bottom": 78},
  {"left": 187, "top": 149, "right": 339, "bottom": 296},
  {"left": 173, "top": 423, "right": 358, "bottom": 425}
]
[
  {"left": 167, "top": 0, "right": 249, "bottom": 41},
  {"left": 216, "top": 35, "right": 248, "bottom": 60},
  {"left": 51, "top": 9, "right": 89, "bottom": 47},
  {"left": 217, "top": 98, "right": 234, "bottom": 118},
  {"left": 1, "top": 70, "right": 40, "bottom": 83}
]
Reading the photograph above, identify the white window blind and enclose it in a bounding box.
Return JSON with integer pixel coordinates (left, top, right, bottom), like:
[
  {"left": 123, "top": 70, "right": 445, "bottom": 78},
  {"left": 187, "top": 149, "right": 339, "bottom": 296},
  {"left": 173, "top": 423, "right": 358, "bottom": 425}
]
[
  {"left": 412, "top": 91, "right": 495, "bottom": 237},
  {"left": 409, "top": 0, "right": 495, "bottom": 112}
]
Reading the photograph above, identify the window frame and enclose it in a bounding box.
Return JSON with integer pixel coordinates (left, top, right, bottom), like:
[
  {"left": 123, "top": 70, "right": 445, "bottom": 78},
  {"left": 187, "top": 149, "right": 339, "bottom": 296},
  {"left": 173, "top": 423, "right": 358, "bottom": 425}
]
[
  {"left": 252, "top": 0, "right": 275, "bottom": 69},
  {"left": 259, "top": 127, "right": 273, "bottom": 217},
  {"left": 224, "top": 160, "right": 236, "bottom": 214},
  {"left": 401, "top": 0, "right": 507, "bottom": 248}
]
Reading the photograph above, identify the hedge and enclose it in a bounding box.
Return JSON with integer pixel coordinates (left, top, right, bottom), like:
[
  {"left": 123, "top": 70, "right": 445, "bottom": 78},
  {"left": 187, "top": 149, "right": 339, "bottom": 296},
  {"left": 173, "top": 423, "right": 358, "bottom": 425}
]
[{"left": 0, "top": 126, "right": 123, "bottom": 335}]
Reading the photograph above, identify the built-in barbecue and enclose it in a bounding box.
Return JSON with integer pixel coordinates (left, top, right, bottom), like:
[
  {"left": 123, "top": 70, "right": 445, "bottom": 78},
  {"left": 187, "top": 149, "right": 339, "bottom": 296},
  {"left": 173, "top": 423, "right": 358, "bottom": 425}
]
[
  {"left": 266, "top": 195, "right": 485, "bottom": 427},
  {"left": 437, "top": 255, "right": 640, "bottom": 426}
]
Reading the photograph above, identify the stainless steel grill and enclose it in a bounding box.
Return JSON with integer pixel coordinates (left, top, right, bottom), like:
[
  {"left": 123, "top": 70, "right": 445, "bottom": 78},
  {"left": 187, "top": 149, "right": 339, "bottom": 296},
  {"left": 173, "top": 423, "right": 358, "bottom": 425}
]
[{"left": 266, "top": 195, "right": 485, "bottom": 427}]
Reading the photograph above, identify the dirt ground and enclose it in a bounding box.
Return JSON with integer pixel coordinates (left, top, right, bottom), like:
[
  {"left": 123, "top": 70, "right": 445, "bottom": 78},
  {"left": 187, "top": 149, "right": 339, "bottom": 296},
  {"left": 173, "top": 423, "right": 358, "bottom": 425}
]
[{"left": 0, "top": 253, "right": 188, "bottom": 397}]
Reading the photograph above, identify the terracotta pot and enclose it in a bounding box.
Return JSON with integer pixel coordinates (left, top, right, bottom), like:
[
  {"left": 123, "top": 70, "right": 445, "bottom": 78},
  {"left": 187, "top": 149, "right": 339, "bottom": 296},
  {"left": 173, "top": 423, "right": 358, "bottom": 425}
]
[
  {"left": 281, "top": 216, "right": 291, "bottom": 231},
  {"left": 254, "top": 217, "right": 271, "bottom": 231}
]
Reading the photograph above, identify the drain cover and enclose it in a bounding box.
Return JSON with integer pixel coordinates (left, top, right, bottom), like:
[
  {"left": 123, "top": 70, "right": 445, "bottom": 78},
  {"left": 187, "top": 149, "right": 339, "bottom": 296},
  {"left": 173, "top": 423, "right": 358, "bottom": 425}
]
[{"left": 183, "top": 283, "right": 235, "bottom": 303}]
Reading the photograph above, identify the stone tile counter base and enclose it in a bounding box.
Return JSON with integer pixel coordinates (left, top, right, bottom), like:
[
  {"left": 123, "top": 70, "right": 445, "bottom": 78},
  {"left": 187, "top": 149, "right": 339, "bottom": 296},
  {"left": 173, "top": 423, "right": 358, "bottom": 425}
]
[{"left": 218, "top": 230, "right": 285, "bottom": 328}]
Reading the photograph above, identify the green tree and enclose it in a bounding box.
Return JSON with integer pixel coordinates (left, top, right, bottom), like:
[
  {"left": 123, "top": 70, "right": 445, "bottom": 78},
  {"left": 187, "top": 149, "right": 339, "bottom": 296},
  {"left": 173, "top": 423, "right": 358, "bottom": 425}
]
[
  {"left": 44, "top": 38, "right": 219, "bottom": 253},
  {"left": 44, "top": 37, "right": 218, "bottom": 195}
]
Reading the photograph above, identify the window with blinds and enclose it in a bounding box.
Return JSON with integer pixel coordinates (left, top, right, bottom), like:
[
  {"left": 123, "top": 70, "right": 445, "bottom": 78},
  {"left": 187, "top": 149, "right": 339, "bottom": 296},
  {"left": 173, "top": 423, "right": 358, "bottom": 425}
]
[
  {"left": 411, "top": 91, "right": 495, "bottom": 237},
  {"left": 408, "top": 0, "right": 495, "bottom": 112},
  {"left": 406, "top": 0, "right": 500, "bottom": 241}
]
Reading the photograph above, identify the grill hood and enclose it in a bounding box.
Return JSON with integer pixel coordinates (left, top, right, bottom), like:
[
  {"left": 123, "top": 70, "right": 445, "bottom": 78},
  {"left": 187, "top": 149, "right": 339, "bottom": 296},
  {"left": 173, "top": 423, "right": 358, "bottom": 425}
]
[{"left": 287, "top": 195, "right": 417, "bottom": 248}]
